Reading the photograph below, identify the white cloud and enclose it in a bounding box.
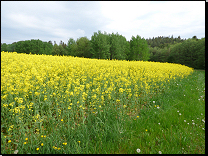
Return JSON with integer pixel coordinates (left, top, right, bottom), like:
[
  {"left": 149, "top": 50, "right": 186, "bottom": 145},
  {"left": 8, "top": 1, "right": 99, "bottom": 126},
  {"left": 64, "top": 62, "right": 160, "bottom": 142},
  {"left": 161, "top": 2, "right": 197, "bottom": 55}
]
[
  {"left": 76, "top": 29, "right": 85, "bottom": 37},
  {"left": 100, "top": 1, "right": 153, "bottom": 33},
  {"left": 99, "top": 1, "right": 205, "bottom": 40},
  {"left": 1, "top": 1, "right": 205, "bottom": 44},
  {"left": 6, "top": 13, "right": 41, "bottom": 29}
]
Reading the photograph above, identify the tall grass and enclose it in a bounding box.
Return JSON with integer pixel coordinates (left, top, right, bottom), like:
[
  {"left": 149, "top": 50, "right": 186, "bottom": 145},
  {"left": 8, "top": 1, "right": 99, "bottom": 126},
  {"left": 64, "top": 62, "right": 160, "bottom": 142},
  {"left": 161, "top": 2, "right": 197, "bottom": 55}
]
[{"left": 1, "top": 52, "right": 204, "bottom": 154}]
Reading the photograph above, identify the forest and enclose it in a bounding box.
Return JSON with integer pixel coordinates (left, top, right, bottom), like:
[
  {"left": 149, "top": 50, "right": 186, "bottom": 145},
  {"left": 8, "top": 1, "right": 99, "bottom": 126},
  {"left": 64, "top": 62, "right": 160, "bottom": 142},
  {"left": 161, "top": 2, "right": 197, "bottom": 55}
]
[{"left": 1, "top": 31, "right": 205, "bottom": 70}]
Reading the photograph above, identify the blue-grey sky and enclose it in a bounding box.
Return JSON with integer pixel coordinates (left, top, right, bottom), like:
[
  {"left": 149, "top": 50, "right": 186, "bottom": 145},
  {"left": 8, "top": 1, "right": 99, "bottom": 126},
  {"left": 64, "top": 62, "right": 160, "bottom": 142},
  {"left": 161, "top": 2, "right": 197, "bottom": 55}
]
[{"left": 1, "top": 1, "right": 205, "bottom": 45}]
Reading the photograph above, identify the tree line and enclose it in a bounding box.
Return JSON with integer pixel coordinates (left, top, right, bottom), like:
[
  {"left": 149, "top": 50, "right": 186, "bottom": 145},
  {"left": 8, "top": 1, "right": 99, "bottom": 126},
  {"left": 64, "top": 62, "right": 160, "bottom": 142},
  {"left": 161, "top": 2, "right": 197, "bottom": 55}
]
[
  {"left": 1, "top": 31, "right": 205, "bottom": 69},
  {"left": 148, "top": 36, "right": 205, "bottom": 70}
]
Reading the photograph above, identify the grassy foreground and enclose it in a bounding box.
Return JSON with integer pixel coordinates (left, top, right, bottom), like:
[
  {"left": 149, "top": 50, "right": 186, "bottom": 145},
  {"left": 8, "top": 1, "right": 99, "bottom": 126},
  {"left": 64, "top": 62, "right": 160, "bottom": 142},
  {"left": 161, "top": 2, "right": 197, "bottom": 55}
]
[
  {"left": 114, "top": 70, "right": 205, "bottom": 154},
  {"left": 1, "top": 52, "right": 204, "bottom": 154}
]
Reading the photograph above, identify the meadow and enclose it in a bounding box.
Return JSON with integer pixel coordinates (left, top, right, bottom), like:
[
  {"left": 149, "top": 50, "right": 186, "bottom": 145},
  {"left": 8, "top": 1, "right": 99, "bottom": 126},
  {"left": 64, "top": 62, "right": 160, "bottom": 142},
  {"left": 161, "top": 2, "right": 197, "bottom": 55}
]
[{"left": 1, "top": 51, "right": 205, "bottom": 154}]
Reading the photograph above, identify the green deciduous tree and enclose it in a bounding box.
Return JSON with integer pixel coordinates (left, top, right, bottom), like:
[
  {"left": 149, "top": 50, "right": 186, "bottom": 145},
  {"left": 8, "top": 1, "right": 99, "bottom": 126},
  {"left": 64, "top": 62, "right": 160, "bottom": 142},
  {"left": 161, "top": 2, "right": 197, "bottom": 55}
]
[
  {"left": 129, "top": 35, "right": 150, "bottom": 61},
  {"left": 51, "top": 43, "right": 67, "bottom": 56},
  {"left": 66, "top": 38, "right": 78, "bottom": 56},
  {"left": 76, "top": 37, "right": 92, "bottom": 58},
  {"left": 124, "top": 41, "right": 131, "bottom": 60},
  {"left": 51, "top": 43, "right": 60, "bottom": 55},
  {"left": 7, "top": 43, "right": 16, "bottom": 52},
  {"left": 12, "top": 39, "right": 53, "bottom": 55},
  {"left": 164, "top": 38, "right": 205, "bottom": 69},
  {"left": 90, "top": 30, "right": 110, "bottom": 59},
  {"left": 194, "top": 37, "right": 205, "bottom": 69},
  {"left": 1, "top": 43, "right": 7, "bottom": 51},
  {"left": 108, "top": 33, "right": 128, "bottom": 60}
]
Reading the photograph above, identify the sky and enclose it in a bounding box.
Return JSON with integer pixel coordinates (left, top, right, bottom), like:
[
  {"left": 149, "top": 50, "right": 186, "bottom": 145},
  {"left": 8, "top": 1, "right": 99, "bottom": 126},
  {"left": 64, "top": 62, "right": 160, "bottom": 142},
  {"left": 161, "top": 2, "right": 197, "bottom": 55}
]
[{"left": 1, "top": 1, "right": 205, "bottom": 45}]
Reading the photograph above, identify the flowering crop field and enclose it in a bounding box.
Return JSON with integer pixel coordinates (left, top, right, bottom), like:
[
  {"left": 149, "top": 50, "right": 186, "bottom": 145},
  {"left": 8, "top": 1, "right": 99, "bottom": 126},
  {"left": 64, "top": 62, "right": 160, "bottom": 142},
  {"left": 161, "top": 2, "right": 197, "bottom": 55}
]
[{"left": 2, "top": 51, "right": 203, "bottom": 154}]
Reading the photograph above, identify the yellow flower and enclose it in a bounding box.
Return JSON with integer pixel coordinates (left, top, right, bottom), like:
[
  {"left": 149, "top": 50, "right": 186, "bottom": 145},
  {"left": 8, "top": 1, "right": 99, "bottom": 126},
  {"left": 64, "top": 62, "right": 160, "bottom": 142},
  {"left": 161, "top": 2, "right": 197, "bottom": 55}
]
[
  {"left": 24, "top": 142, "right": 27, "bottom": 144},
  {"left": 8, "top": 140, "right": 11, "bottom": 143},
  {"left": 137, "top": 116, "right": 139, "bottom": 118},
  {"left": 41, "top": 143, "right": 44, "bottom": 146},
  {"left": 145, "top": 129, "right": 148, "bottom": 132},
  {"left": 25, "top": 138, "right": 28, "bottom": 140},
  {"left": 78, "top": 141, "right": 81, "bottom": 143},
  {"left": 36, "top": 148, "right": 39, "bottom": 151},
  {"left": 92, "top": 94, "right": 97, "bottom": 99},
  {"left": 61, "top": 119, "right": 63, "bottom": 122},
  {"left": 119, "top": 88, "right": 124, "bottom": 93},
  {"left": 63, "top": 142, "right": 67, "bottom": 145}
]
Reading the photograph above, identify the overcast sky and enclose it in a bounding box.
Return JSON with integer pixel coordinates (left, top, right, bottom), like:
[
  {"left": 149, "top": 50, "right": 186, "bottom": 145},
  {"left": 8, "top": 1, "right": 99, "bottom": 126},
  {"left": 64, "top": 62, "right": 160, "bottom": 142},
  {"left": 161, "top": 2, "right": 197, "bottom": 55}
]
[{"left": 1, "top": 1, "right": 205, "bottom": 45}]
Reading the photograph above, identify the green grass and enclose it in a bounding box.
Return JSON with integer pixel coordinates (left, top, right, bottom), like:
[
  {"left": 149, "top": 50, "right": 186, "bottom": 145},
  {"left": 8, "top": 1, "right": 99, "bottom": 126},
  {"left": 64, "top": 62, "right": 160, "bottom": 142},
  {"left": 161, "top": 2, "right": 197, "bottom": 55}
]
[
  {"left": 115, "top": 70, "right": 205, "bottom": 154},
  {"left": 1, "top": 70, "right": 205, "bottom": 154}
]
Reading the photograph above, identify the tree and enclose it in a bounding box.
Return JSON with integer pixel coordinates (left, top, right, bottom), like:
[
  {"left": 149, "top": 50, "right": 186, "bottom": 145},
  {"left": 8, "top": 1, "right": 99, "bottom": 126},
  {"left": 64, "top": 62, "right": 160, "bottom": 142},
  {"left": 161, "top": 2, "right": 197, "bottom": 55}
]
[
  {"left": 194, "top": 37, "right": 205, "bottom": 69},
  {"left": 58, "top": 40, "right": 67, "bottom": 55},
  {"left": 59, "top": 44, "right": 67, "bottom": 56},
  {"left": 7, "top": 43, "right": 16, "bottom": 52},
  {"left": 108, "top": 32, "right": 128, "bottom": 60},
  {"left": 44, "top": 45, "right": 53, "bottom": 55},
  {"left": 51, "top": 43, "right": 67, "bottom": 56},
  {"left": 109, "top": 33, "right": 119, "bottom": 60},
  {"left": 43, "top": 41, "right": 53, "bottom": 55},
  {"left": 90, "top": 30, "right": 110, "bottom": 59},
  {"left": 66, "top": 38, "right": 77, "bottom": 56},
  {"left": 1, "top": 43, "right": 7, "bottom": 51},
  {"left": 129, "top": 35, "right": 150, "bottom": 61},
  {"left": 124, "top": 40, "right": 130, "bottom": 60},
  {"left": 180, "top": 38, "right": 204, "bottom": 69},
  {"left": 76, "top": 37, "right": 92, "bottom": 58},
  {"left": 116, "top": 34, "right": 129, "bottom": 60},
  {"left": 52, "top": 43, "right": 60, "bottom": 55}
]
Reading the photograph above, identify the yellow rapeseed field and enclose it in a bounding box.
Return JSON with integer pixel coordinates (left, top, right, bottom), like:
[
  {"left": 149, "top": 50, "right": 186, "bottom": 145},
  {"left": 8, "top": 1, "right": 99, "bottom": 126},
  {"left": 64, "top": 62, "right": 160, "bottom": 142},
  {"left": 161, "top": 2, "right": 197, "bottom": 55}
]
[
  {"left": 1, "top": 51, "right": 193, "bottom": 97},
  {"left": 1, "top": 51, "right": 193, "bottom": 133},
  {"left": 1, "top": 51, "right": 193, "bottom": 110},
  {"left": 1, "top": 51, "right": 195, "bottom": 153}
]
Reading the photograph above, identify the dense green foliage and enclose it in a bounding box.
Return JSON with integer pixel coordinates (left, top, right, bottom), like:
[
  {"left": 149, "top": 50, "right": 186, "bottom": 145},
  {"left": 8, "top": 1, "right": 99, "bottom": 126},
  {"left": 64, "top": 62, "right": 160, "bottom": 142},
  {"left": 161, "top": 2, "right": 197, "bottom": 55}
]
[
  {"left": 2, "top": 39, "right": 54, "bottom": 55},
  {"left": 108, "top": 32, "right": 129, "bottom": 60},
  {"left": 1, "top": 31, "right": 149, "bottom": 61},
  {"left": 145, "top": 35, "right": 184, "bottom": 48},
  {"left": 148, "top": 37, "right": 205, "bottom": 69},
  {"left": 90, "top": 31, "right": 111, "bottom": 59},
  {"left": 129, "top": 35, "right": 150, "bottom": 61},
  {"left": 1, "top": 32, "right": 205, "bottom": 69}
]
